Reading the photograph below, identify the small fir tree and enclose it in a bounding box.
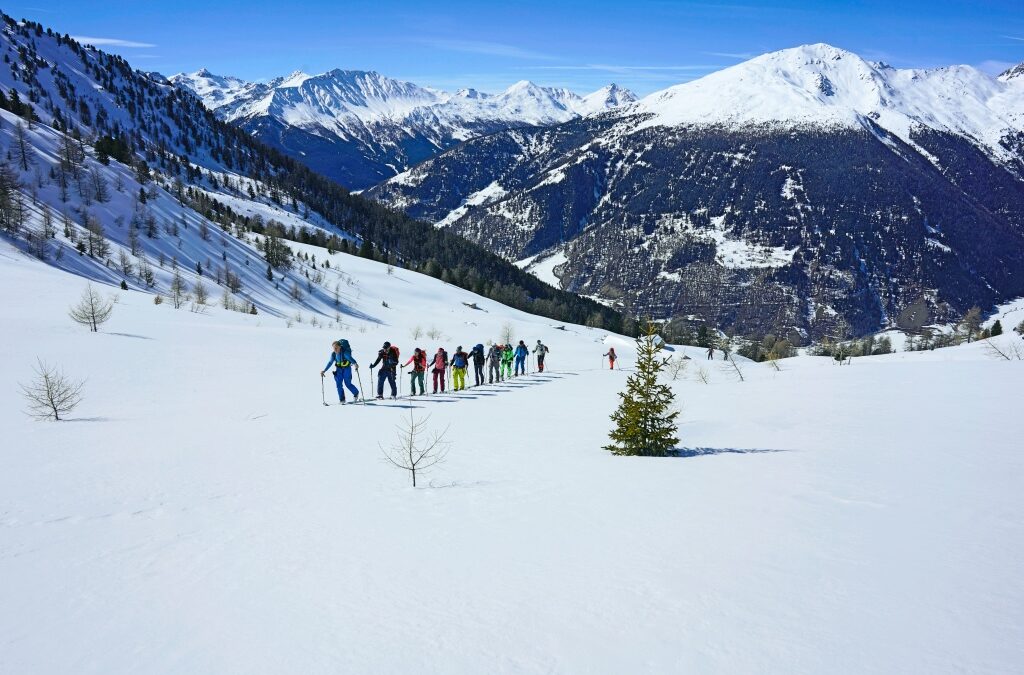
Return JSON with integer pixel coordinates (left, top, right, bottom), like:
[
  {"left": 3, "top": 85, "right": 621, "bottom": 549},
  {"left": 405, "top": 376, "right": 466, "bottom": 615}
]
[{"left": 605, "top": 322, "right": 680, "bottom": 456}]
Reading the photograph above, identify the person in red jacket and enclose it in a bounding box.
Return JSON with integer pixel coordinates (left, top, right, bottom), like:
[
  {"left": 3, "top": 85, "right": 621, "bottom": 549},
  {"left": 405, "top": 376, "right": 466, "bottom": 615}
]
[
  {"left": 403, "top": 348, "right": 427, "bottom": 396},
  {"left": 430, "top": 347, "right": 449, "bottom": 394},
  {"left": 604, "top": 347, "right": 617, "bottom": 370}
]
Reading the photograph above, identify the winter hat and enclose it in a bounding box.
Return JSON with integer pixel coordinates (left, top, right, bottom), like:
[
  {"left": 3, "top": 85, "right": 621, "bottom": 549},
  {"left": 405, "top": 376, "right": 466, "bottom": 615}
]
[
  {"left": 457, "top": 345, "right": 462, "bottom": 351},
  {"left": 383, "top": 341, "right": 391, "bottom": 349}
]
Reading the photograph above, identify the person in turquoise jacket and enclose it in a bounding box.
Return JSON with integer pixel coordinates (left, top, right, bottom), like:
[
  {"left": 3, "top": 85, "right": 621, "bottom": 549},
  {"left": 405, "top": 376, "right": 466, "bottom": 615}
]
[{"left": 321, "top": 339, "right": 359, "bottom": 403}]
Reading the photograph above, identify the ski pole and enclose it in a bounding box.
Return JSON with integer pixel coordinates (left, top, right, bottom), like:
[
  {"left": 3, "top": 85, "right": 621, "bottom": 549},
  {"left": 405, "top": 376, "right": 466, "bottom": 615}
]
[
  {"left": 399, "top": 366, "right": 404, "bottom": 398},
  {"left": 370, "top": 366, "right": 375, "bottom": 399},
  {"left": 321, "top": 373, "right": 326, "bottom": 406},
  {"left": 356, "top": 367, "right": 366, "bottom": 405}
]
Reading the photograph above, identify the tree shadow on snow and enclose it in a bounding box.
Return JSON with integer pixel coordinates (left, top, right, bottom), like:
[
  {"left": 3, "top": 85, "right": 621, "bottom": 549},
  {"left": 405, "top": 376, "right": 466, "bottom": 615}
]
[
  {"left": 63, "top": 416, "right": 114, "bottom": 423},
  {"left": 107, "top": 332, "right": 154, "bottom": 340},
  {"left": 672, "top": 447, "right": 791, "bottom": 458}
]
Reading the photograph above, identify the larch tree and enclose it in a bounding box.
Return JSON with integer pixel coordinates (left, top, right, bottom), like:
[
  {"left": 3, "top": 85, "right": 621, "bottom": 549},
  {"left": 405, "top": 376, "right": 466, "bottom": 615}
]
[{"left": 68, "top": 283, "right": 113, "bottom": 332}]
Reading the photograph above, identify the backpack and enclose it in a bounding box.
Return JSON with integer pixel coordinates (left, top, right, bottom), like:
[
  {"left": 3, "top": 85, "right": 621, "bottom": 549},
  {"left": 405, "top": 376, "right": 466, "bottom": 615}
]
[
  {"left": 335, "top": 338, "right": 353, "bottom": 366},
  {"left": 453, "top": 352, "right": 467, "bottom": 368},
  {"left": 385, "top": 345, "right": 400, "bottom": 368}
]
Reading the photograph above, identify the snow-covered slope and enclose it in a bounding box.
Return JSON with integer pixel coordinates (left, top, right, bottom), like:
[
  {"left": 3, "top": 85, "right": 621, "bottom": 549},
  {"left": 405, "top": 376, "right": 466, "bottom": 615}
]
[
  {"left": 2, "top": 238, "right": 1023, "bottom": 673},
  {"left": 632, "top": 44, "right": 1024, "bottom": 162},
  {"left": 171, "top": 68, "right": 636, "bottom": 188},
  {"left": 0, "top": 15, "right": 623, "bottom": 335}
]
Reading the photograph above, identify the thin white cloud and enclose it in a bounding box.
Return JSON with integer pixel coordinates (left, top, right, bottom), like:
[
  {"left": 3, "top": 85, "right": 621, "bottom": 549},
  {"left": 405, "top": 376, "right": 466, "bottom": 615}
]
[
  {"left": 702, "top": 51, "right": 754, "bottom": 60},
  {"left": 977, "top": 59, "right": 1015, "bottom": 75},
  {"left": 1000, "top": 35, "right": 1024, "bottom": 41},
  {"left": 420, "top": 39, "right": 555, "bottom": 61},
  {"left": 71, "top": 36, "right": 156, "bottom": 49}
]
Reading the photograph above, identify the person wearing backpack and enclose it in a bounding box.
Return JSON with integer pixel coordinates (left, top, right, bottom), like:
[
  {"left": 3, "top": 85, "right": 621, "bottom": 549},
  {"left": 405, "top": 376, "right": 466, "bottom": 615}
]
[
  {"left": 487, "top": 344, "right": 503, "bottom": 383},
  {"left": 370, "top": 341, "right": 400, "bottom": 399},
  {"left": 514, "top": 340, "right": 529, "bottom": 376},
  {"left": 430, "top": 346, "right": 449, "bottom": 394},
  {"left": 320, "top": 339, "right": 360, "bottom": 403},
  {"left": 451, "top": 346, "right": 470, "bottom": 391},
  {"left": 403, "top": 347, "right": 427, "bottom": 396},
  {"left": 604, "top": 347, "right": 617, "bottom": 370},
  {"left": 469, "top": 343, "right": 486, "bottom": 387},
  {"left": 500, "top": 344, "right": 514, "bottom": 379},
  {"left": 532, "top": 340, "right": 549, "bottom": 372}
]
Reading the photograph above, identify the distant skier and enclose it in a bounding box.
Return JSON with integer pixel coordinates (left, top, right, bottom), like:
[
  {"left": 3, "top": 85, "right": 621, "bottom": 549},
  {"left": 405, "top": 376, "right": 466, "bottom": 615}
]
[
  {"left": 532, "top": 339, "right": 549, "bottom": 372},
  {"left": 470, "top": 343, "right": 486, "bottom": 387},
  {"left": 500, "top": 344, "right": 514, "bottom": 379},
  {"left": 604, "top": 347, "right": 617, "bottom": 370},
  {"left": 487, "top": 344, "right": 503, "bottom": 383},
  {"left": 514, "top": 340, "right": 528, "bottom": 376},
  {"left": 320, "top": 339, "right": 359, "bottom": 403},
  {"left": 431, "top": 346, "right": 449, "bottom": 394},
  {"left": 451, "top": 346, "right": 470, "bottom": 391},
  {"left": 403, "top": 347, "right": 427, "bottom": 396},
  {"left": 370, "top": 341, "right": 400, "bottom": 399},
  {"left": 706, "top": 346, "right": 715, "bottom": 360}
]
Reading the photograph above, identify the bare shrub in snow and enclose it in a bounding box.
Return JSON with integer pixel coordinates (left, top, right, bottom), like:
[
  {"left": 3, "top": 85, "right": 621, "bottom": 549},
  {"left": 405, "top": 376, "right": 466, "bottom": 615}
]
[
  {"left": 193, "top": 281, "right": 209, "bottom": 306},
  {"left": 426, "top": 326, "right": 442, "bottom": 340},
  {"left": 68, "top": 283, "right": 113, "bottom": 332},
  {"left": 722, "top": 353, "right": 745, "bottom": 382},
  {"left": 170, "top": 269, "right": 189, "bottom": 309},
  {"left": 501, "top": 322, "right": 515, "bottom": 346},
  {"left": 410, "top": 325, "right": 424, "bottom": 340},
  {"left": 20, "top": 359, "right": 84, "bottom": 421},
  {"left": 984, "top": 339, "right": 1024, "bottom": 361},
  {"left": 696, "top": 366, "right": 710, "bottom": 384},
  {"left": 380, "top": 412, "right": 451, "bottom": 487},
  {"left": 665, "top": 355, "right": 688, "bottom": 381}
]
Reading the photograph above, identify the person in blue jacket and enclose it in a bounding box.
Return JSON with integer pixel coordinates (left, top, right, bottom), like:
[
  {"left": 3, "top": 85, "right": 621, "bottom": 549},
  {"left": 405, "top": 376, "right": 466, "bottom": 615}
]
[
  {"left": 514, "top": 340, "right": 529, "bottom": 376},
  {"left": 321, "top": 339, "right": 359, "bottom": 403}
]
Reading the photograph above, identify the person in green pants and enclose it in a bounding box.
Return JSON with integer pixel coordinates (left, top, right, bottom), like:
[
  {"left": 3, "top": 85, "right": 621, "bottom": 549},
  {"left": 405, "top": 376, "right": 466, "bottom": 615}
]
[
  {"left": 500, "top": 343, "right": 514, "bottom": 379},
  {"left": 403, "top": 348, "right": 427, "bottom": 396}
]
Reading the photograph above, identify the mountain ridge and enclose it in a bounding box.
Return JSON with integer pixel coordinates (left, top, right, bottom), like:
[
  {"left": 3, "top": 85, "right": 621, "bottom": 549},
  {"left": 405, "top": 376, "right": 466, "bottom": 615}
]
[{"left": 170, "top": 68, "right": 637, "bottom": 188}]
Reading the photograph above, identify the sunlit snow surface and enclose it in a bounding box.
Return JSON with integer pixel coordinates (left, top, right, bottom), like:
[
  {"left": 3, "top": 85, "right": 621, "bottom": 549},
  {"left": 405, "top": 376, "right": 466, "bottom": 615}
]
[{"left": 2, "top": 242, "right": 1022, "bottom": 674}]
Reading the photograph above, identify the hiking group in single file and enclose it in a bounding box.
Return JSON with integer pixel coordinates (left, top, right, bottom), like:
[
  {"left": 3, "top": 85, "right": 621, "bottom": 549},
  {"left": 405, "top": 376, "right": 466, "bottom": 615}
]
[{"left": 320, "top": 337, "right": 552, "bottom": 404}]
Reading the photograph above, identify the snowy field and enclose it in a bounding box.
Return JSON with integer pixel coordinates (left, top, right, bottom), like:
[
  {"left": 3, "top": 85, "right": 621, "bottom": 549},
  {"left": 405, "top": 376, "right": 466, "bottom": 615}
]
[{"left": 2, "top": 246, "right": 1023, "bottom": 674}]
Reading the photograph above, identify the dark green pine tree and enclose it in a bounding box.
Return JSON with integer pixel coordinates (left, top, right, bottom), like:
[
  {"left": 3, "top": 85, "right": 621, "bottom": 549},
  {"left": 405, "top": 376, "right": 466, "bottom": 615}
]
[
  {"left": 991, "top": 320, "right": 1003, "bottom": 337},
  {"left": 604, "top": 323, "right": 680, "bottom": 456}
]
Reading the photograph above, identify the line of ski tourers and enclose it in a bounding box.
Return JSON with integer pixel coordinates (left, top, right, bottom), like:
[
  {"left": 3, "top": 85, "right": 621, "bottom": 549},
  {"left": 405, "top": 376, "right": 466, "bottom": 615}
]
[{"left": 320, "top": 338, "right": 552, "bottom": 403}]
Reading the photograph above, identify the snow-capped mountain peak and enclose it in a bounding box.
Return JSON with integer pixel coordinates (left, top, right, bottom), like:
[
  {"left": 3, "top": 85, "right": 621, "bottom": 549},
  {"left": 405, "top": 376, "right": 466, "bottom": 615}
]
[
  {"left": 999, "top": 61, "right": 1024, "bottom": 82},
  {"left": 174, "top": 67, "right": 635, "bottom": 188},
  {"left": 578, "top": 83, "right": 638, "bottom": 115},
  {"left": 631, "top": 42, "right": 1024, "bottom": 162}
]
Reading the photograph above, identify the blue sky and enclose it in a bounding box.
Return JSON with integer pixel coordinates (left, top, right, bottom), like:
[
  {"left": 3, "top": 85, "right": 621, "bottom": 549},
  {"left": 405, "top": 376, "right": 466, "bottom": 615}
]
[{"left": 11, "top": 0, "right": 1024, "bottom": 95}]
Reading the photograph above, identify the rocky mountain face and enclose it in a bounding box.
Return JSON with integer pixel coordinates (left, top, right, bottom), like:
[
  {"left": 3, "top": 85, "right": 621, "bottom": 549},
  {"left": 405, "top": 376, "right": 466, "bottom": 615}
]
[
  {"left": 369, "top": 45, "right": 1024, "bottom": 341},
  {"left": 170, "top": 69, "right": 636, "bottom": 189}
]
